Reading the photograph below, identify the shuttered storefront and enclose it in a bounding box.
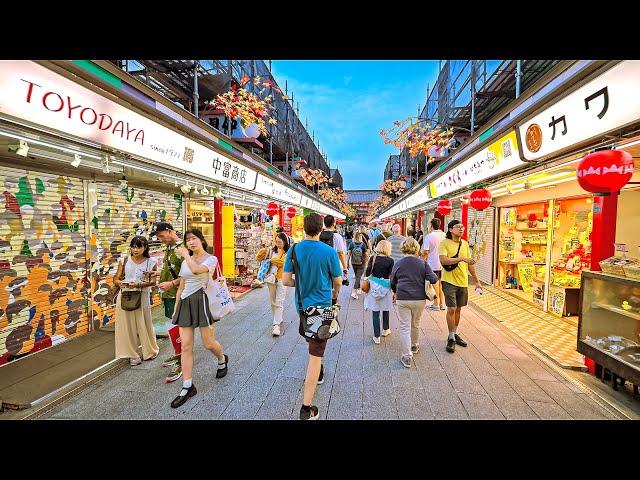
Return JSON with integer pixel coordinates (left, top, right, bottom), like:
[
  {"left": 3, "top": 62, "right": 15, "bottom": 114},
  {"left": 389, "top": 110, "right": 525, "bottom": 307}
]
[
  {"left": 0, "top": 167, "right": 88, "bottom": 365},
  {"left": 468, "top": 206, "right": 496, "bottom": 285},
  {"left": 89, "top": 182, "right": 183, "bottom": 328}
]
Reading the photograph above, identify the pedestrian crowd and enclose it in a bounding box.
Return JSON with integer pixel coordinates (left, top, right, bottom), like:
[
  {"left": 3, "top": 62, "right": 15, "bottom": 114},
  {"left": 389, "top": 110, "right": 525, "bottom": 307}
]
[{"left": 111, "top": 214, "right": 482, "bottom": 419}]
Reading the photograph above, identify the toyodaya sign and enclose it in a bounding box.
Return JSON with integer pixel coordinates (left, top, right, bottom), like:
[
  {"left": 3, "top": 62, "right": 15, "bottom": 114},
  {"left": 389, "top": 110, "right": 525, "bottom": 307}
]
[
  {"left": 517, "top": 61, "right": 640, "bottom": 161},
  {"left": 254, "top": 173, "right": 302, "bottom": 205},
  {"left": 0, "top": 61, "right": 257, "bottom": 191},
  {"left": 429, "top": 130, "right": 523, "bottom": 198}
]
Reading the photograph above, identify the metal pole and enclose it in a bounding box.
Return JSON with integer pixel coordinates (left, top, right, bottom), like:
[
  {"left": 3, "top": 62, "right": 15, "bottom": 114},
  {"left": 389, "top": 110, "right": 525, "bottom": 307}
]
[
  {"left": 470, "top": 61, "right": 476, "bottom": 134},
  {"left": 194, "top": 61, "right": 199, "bottom": 117},
  {"left": 515, "top": 60, "right": 522, "bottom": 98}
]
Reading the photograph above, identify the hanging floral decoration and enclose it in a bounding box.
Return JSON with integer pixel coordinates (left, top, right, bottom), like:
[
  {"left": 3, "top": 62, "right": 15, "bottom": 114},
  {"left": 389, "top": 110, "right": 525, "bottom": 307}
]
[
  {"left": 379, "top": 117, "right": 455, "bottom": 161},
  {"left": 206, "top": 75, "right": 281, "bottom": 136},
  {"left": 380, "top": 178, "right": 407, "bottom": 198},
  {"left": 341, "top": 203, "right": 357, "bottom": 218},
  {"left": 299, "top": 168, "right": 330, "bottom": 189},
  {"left": 318, "top": 187, "right": 347, "bottom": 206}
]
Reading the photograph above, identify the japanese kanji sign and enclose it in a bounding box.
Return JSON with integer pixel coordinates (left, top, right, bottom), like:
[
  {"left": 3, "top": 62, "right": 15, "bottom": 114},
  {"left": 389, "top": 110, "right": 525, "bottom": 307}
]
[{"left": 517, "top": 61, "right": 640, "bottom": 161}]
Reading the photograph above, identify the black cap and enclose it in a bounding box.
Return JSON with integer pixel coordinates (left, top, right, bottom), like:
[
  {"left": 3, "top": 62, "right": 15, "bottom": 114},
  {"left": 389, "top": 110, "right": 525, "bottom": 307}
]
[{"left": 155, "top": 222, "right": 174, "bottom": 232}]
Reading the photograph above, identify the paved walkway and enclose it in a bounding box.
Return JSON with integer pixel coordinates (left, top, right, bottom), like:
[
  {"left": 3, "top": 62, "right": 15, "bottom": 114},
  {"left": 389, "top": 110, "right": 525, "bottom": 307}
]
[{"left": 43, "top": 276, "right": 620, "bottom": 420}]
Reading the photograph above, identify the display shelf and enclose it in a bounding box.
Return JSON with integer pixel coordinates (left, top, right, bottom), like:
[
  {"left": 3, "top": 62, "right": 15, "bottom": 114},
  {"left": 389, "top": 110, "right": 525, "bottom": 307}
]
[
  {"left": 592, "top": 302, "right": 640, "bottom": 322},
  {"left": 499, "top": 260, "right": 546, "bottom": 265},
  {"left": 516, "top": 227, "right": 549, "bottom": 231}
]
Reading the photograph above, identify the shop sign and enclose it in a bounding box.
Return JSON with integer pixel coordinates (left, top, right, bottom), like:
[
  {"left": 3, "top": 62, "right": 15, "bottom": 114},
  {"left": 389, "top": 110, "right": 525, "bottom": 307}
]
[
  {"left": 517, "top": 61, "right": 640, "bottom": 161},
  {"left": 253, "top": 174, "right": 302, "bottom": 205},
  {"left": 429, "top": 130, "right": 523, "bottom": 197},
  {"left": 0, "top": 61, "right": 257, "bottom": 191}
]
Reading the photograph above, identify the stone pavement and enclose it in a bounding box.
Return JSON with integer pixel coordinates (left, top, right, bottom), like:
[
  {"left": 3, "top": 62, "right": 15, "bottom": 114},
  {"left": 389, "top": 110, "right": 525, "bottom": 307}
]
[{"left": 42, "top": 277, "right": 621, "bottom": 420}]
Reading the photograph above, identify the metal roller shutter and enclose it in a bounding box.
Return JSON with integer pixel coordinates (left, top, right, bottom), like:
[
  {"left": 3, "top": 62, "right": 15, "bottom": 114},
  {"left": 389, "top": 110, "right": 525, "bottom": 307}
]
[
  {"left": 0, "top": 167, "right": 88, "bottom": 365},
  {"left": 89, "top": 182, "right": 183, "bottom": 328},
  {"left": 468, "top": 207, "right": 496, "bottom": 285}
]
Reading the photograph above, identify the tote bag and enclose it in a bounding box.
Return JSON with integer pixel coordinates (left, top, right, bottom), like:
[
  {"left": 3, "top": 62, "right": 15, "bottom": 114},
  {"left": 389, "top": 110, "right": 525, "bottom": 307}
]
[{"left": 209, "top": 263, "right": 235, "bottom": 319}]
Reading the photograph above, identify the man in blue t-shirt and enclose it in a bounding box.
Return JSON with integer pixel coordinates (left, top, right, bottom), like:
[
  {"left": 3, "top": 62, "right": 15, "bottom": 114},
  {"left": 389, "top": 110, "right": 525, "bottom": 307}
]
[{"left": 283, "top": 212, "right": 342, "bottom": 420}]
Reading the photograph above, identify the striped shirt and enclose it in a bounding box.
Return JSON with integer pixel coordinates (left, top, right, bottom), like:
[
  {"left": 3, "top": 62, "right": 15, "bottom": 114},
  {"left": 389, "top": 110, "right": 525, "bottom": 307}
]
[{"left": 388, "top": 235, "right": 406, "bottom": 262}]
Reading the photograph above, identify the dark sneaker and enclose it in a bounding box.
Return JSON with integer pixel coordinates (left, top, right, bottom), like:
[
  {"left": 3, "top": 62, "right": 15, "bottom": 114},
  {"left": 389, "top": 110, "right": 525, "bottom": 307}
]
[
  {"left": 454, "top": 334, "right": 468, "bottom": 347},
  {"left": 170, "top": 384, "right": 197, "bottom": 408},
  {"left": 216, "top": 354, "right": 228, "bottom": 378},
  {"left": 446, "top": 338, "right": 456, "bottom": 353},
  {"left": 317, "top": 364, "right": 324, "bottom": 385},
  {"left": 411, "top": 344, "right": 420, "bottom": 354},
  {"left": 299, "top": 405, "right": 319, "bottom": 420},
  {"left": 400, "top": 355, "right": 412, "bottom": 368}
]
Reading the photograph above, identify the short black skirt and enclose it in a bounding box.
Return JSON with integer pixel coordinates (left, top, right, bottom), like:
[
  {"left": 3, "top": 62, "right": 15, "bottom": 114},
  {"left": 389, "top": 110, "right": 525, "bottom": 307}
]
[{"left": 172, "top": 288, "right": 218, "bottom": 328}]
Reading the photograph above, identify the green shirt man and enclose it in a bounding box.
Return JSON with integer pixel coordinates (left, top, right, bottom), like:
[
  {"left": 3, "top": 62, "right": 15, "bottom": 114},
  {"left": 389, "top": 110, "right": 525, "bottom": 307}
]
[{"left": 155, "top": 222, "right": 185, "bottom": 319}]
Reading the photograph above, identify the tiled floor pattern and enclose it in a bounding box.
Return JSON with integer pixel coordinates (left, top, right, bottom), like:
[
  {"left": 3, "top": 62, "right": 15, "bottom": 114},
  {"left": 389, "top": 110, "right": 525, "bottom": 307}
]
[{"left": 469, "top": 286, "right": 585, "bottom": 370}]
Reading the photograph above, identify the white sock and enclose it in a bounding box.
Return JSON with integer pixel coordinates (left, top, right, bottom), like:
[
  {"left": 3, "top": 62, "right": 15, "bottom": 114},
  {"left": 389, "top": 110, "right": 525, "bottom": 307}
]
[
  {"left": 180, "top": 379, "right": 192, "bottom": 395},
  {"left": 217, "top": 356, "right": 226, "bottom": 369},
  {"left": 449, "top": 332, "right": 456, "bottom": 340}
]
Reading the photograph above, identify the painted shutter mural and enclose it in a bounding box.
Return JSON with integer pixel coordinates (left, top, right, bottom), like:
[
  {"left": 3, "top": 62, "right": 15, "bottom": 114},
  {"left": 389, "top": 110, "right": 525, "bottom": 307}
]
[
  {"left": 89, "top": 183, "right": 182, "bottom": 328},
  {"left": 468, "top": 207, "right": 495, "bottom": 285},
  {"left": 0, "top": 167, "right": 89, "bottom": 365}
]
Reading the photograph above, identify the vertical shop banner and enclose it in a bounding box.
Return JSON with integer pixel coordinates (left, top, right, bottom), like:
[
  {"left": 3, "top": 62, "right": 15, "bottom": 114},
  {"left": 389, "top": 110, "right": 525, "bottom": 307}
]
[
  {"left": 221, "top": 205, "right": 235, "bottom": 278},
  {"left": 0, "top": 168, "right": 88, "bottom": 365},
  {"left": 518, "top": 61, "right": 640, "bottom": 161},
  {"left": 0, "top": 61, "right": 257, "bottom": 191},
  {"left": 468, "top": 207, "right": 495, "bottom": 285}
]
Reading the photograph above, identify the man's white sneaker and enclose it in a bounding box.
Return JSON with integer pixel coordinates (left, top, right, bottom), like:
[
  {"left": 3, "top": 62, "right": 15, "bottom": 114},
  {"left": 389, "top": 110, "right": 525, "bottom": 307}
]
[
  {"left": 373, "top": 336, "right": 381, "bottom": 344},
  {"left": 272, "top": 324, "right": 281, "bottom": 337},
  {"left": 382, "top": 329, "right": 391, "bottom": 337}
]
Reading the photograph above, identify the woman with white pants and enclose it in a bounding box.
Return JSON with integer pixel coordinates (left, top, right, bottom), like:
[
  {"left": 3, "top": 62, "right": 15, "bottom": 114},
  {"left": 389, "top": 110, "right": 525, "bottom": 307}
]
[
  {"left": 256, "top": 232, "right": 290, "bottom": 336},
  {"left": 390, "top": 237, "right": 438, "bottom": 368}
]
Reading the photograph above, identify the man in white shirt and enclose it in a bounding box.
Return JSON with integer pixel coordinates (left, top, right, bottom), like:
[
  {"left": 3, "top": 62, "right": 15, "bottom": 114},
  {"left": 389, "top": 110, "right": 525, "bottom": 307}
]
[
  {"left": 319, "top": 215, "right": 349, "bottom": 289},
  {"left": 421, "top": 218, "right": 447, "bottom": 310}
]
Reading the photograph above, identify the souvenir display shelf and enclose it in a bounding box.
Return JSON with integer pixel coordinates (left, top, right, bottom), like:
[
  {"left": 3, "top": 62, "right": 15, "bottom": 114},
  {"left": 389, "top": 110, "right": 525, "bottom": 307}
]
[
  {"left": 233, "top": 224, "right": 263, "bottom": 286},
  {"left": 578, "top": 270, "right": 640, "bottom": 387}
]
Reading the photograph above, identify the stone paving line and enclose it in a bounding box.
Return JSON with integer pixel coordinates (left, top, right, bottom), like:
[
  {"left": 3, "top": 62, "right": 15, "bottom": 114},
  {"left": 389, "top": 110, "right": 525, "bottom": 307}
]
[{"left": 42, "top": 275, "right": 619, "bottom": 420}]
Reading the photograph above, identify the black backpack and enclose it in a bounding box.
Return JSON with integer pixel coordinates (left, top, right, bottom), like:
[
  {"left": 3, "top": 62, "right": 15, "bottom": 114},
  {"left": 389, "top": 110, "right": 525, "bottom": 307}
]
[
  {"left": 351, "top": 243, "right": 364, "bottom": 266},
  {"left": 319, "top": 230, "right": 334, "bottom": 248}
]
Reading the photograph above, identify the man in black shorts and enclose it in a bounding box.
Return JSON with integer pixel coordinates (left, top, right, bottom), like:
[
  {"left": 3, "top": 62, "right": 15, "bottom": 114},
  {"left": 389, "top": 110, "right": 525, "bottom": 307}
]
[{"left": 283, "top": 213, "right": 342, "bottom": 420}]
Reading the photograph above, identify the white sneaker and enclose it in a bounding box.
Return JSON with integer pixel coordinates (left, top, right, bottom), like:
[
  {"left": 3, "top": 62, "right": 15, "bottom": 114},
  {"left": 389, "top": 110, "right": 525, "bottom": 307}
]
[
  {"left": 272, "top": 324, "right": 281, "bottom": 337},
  {"left": 351, "top": 292, "right": 358, "bottom": 299},
  {"left": 129, "top": 357, "right": 142, "bottom": 366},
  {"left": 382, "top": 329, "right": 391, "bottom": 337},
  {"left": 400, "top": 356, "right": 412, "bottom": 368},
  {"left": 373, "top": 336, "right": 381, "bottom": 344}
]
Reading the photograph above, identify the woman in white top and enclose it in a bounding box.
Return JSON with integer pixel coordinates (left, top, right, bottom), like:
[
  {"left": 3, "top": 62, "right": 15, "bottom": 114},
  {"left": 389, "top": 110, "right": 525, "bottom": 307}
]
[
  {"left": 170, "top": 229, "right": 228, "bottom": 409},
  {"left": 113, "top": 236, "right": 160, "bottom": 366}
]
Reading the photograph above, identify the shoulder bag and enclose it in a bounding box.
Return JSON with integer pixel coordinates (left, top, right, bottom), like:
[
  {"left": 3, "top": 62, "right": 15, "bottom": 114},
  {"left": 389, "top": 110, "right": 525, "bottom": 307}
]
[
  {"left": 360, "top": 255, "right": 376, "bottom": 293},
  {"left": 442, "top": 241, "right": 463, "bottom": 272},
  {"left": 120, "top": 258, "right": 149, "bottom": 311},
  {"left": 291, "top": 243, "right": 341, "bottom": 341}
]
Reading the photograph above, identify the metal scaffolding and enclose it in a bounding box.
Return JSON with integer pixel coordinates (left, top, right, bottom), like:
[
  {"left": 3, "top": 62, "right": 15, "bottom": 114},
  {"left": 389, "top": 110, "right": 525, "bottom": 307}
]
[{"left": 111, "top": 60, "right": 332, "bottom": 181}]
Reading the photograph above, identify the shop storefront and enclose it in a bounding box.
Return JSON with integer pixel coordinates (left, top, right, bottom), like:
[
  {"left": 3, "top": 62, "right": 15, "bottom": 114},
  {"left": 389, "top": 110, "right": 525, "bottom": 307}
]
[{"left": 0, "top": 60, "right": 344, "bottom": 366}]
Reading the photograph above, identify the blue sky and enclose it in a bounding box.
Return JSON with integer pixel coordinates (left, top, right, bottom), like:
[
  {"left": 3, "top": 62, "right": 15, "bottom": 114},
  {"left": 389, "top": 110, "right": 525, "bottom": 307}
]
[{"left": 270, "top": 61, "right": 441, "bottom": 190}]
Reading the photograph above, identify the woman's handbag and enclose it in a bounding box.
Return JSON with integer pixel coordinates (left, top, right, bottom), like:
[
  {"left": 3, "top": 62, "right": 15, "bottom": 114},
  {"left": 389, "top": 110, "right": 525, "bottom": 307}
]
[
  {"left": 442, "top": 241, "right": 463, "bottom": 272},
  {"left": 291, "top": 244, "right": 341, "bottom": 341},
  {"left": 120, "top": 290, "right": 142, "bottom": 311},
  {"left": 425, "top": 281, "right": 436, "bottom": 301},
  {"left": 360, "top": 255, "right": 377, "bottom": 293},
  {"left": 256, "top": 257, "right": 271, "bottom": 282},
  {"left": 264, "top": 251, "right": 279, "bottom": 284}
]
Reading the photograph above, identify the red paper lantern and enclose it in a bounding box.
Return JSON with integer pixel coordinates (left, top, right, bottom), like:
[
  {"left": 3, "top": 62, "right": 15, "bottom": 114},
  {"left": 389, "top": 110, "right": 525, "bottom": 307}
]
[
  {"left": 576, "top": 150, "right": 634, "bottom": 194},
  {"left": 436, "top": 200, "right": 452, "bottom": 216},
  {"left": 469, "top": 189, "right": 492, "bottom": 211},
  {"left": 266, "top": 202, "right": 279, "bottom": 216},
  {"left": 286, "top": 206, "right": 297, "bottom": 218}
]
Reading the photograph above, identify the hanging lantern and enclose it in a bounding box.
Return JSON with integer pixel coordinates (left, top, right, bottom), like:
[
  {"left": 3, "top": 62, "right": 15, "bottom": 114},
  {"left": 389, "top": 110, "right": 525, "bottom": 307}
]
[
  {"left": 266, "top": 202, "right": 279, "bottom": 216},
  {"left": 469, "top": 189, "right": 492, "bottom": 211},
  {"left": 576, "top": 150, "right": 634, "bottom": 194},
  {"left": 286, "top": 206, "right": 297, "bottom": 218},
  {"left": 436, "top": 200, "right": 452, "bottom": 216}
]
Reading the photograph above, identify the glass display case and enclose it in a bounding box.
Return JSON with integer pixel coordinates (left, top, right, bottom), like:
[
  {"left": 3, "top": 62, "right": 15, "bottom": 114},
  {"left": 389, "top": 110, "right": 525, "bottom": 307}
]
[{"left": 578, "top": 271, "right": 640, "bottom": 386}]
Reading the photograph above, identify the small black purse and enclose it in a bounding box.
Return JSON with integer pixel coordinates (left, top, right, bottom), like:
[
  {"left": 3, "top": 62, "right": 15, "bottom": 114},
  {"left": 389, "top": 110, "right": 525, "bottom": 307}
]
[{"left": 442, "top": 241, "right": 462, "bottom": 272}]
